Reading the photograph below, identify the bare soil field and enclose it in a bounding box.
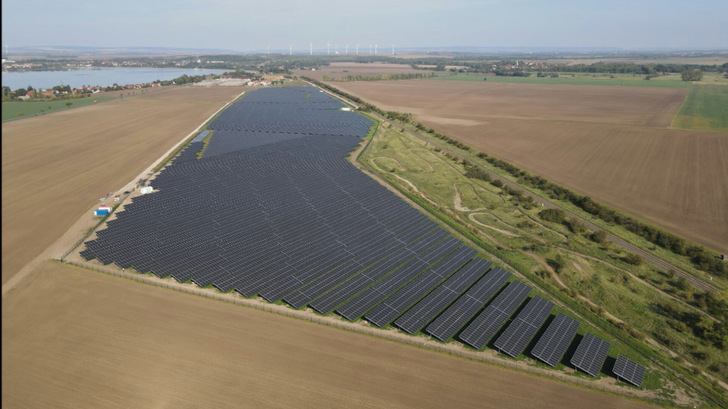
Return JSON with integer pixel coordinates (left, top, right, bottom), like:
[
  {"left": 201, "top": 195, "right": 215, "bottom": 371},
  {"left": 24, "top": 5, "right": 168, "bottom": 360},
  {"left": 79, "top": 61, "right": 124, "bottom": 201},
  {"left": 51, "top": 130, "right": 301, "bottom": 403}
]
[
  {"left": 300, "top": 62, "right": 432, "bottom": 81},
  {"left": 2, "top": 261, "right": 655, "bottom": 409},
  {"left": 1, "top": 86, "right": 242, "bottom": 285},
  {"left": 330, "top": 80, "right": 728, "bottom": 253}
]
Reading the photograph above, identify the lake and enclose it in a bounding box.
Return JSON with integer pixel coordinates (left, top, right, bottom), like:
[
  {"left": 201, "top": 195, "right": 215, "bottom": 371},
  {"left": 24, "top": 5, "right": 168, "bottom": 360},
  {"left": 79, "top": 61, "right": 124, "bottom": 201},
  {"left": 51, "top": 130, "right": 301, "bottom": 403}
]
[{"left": 2, "top": 67, "right": 229, "bottom": 90}]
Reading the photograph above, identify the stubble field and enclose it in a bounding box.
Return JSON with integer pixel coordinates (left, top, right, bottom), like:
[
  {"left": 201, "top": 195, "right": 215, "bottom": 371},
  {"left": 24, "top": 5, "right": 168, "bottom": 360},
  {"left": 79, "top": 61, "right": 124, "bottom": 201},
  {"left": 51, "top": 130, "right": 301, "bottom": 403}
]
[
  {"left": 327, "top": 79, "right": 728, "bottom": 253},
  {"left": 1, "top": 86, "right": 242, "bottom": 284}
]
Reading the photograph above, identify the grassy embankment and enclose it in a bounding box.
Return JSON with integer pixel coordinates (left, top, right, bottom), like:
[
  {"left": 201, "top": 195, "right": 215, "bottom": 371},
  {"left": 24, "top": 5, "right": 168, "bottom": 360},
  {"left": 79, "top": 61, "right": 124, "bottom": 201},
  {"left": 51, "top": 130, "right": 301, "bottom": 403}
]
[
  {"left": 671, "top": 85, "right": 728, "bottom": 132},
  {"left": 1, "top": 96, "right": 116, "bottom": 121},
  {"left": 428, "top": 72, "right": 728, "bottom": 88},
  {"left": 357, "top": 122, "right": 727, "bottom": 407}
]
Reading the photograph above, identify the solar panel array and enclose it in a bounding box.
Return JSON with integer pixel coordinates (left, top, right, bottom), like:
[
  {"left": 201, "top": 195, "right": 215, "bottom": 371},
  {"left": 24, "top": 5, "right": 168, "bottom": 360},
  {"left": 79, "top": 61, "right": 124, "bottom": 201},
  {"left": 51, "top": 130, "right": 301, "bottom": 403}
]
[
  {"left": 493, "top": 296, "right": 554, "bottom": 358},
  {"left": 393, "top": 258, "right": 491, "bottom": 334},
  {"left": 571, "top": 332, "right": 611, "bottom": 377},
  {"left": 79, "top": 86, "right": 644, "bottom": 381},
  {"left": 364, "top": 247, "right": 477, "bottom": 327},
  {"left": 613, "top": 355, "right": 646, "bottom": 387},
  {"left": 459, "top": 281, "right": 532, "bottom": 350},
  {"left": 531, "top": 313, "right": 581, "bottom": 367},
  {"left": 425, "top": 267, "right": 511, "bottom": 341}
]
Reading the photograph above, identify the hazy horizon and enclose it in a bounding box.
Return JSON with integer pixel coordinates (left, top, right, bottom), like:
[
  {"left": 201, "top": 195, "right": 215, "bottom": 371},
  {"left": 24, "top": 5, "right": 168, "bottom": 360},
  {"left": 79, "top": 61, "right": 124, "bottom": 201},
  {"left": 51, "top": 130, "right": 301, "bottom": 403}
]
[{"left": 3, "top": 1, "right": 727, "bottom": 54}]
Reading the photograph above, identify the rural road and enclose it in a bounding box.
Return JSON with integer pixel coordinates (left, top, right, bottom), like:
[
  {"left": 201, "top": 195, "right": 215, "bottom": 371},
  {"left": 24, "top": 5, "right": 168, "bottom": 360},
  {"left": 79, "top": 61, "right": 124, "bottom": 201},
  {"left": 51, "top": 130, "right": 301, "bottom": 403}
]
[{"left": 312, "top": 80, "right": 719, "bottom": 293}]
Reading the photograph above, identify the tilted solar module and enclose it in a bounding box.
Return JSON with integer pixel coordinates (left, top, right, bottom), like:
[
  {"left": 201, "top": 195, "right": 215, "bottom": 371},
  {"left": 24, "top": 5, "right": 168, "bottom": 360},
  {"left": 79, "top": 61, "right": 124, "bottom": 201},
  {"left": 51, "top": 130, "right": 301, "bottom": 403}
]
[
  {"left": 393, "top": 258, "right": 492, "bottom": 334},
  {"left": 530, "top": 313, "right": 581, "bottom": 367},
  {"left": 335, "top": 237, "right": 461, "bottom": 321},
  {"left": 493, "top": 296, "right": 554, "bottom": 358},
  {"left": 458, "top": 281, "right": 531, "bottom": 350},
  {"left": 425, "top": 267, "right": 511, "bottom": 342},
  {"left": 364, "top": 247, "right": 477, "bottom": 327},
  {"left": 571, "top": 332, "right": 611, "bottom": 377},
  {"left": 613, "top": 355, "right": 646, "bottom": 387}
]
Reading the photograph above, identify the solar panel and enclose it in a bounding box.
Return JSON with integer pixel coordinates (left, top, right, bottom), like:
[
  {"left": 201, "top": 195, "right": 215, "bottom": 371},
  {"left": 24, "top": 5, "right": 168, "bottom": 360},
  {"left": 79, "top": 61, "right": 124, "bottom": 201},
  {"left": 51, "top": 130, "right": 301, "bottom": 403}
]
[
  {"left": 393, "top": 258, "right": 492, "bottom": 334},
  {"left": 458, "top": 281, "right": 531, "bottom": 350},
  {"left": 570, "top": 332, "right": 610, "bottom": 377},
  {"left": 613, "top": 355, "right": 646, "bottom": 387},
  {"left": 530, "top": 313, "right": 580, "bottom": 367},
  {"left": 364, "top": 247, "right": 477, "bottom": 327},
  {"left": 493, "top": 296, "right": 553, "bottom": 358},
  {"left": 425, "top": 267, "right": 511, "bottom": 342}
]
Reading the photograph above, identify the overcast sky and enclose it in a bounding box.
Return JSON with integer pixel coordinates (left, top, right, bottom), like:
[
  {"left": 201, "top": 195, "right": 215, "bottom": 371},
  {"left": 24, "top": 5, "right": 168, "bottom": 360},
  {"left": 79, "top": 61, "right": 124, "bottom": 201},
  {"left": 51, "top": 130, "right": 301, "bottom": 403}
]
[{"left": 2, "top": 0, "right": 727, "bottom": 53}]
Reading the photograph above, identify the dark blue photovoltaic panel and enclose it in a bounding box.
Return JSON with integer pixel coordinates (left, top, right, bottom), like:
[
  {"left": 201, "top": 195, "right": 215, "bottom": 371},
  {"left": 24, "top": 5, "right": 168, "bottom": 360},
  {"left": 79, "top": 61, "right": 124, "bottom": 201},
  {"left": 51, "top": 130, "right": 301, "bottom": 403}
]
[
  {"left": 531, "top": 313, "right": 581, "bottom": 367},
  {"left": 612, "top": 355, "right": 646, "bottom": 387},
  {"left": 458, "top": 281, "right": 531, "bottom": 350},
  {"left": 493, "top": 296, "right": 553, "bottom": 358},
  {"left": 571, "top": 332, "right": 610, "bottom": 377},
  {"left": 335, "top": 237, "right": 461, "bottom": 321},
  {"left": 425, "top": 267, "right": 511, "bottom": 342},
  {"left": 364, "top": 247, "right": 477, "bottom": 327},
  {"left": 393, "top": 258, "right": 492, "bottom": 334}
]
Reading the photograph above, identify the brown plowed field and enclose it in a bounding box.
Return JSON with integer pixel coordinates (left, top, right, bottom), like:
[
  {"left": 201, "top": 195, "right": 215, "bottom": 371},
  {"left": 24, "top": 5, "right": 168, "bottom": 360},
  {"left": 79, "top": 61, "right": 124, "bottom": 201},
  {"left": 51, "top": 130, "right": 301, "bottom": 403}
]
[
  {"left": 1, "top": 86, "right": 242, "bottom": 284},
  {"left": 328, "top": 80, "right": 728, "bottom": 253},
  {"left": 2, "top": 261, "right": 654, "bottom": 409},
  {"left": 303, "top": 62, "right": 432, "bottom": 81}
]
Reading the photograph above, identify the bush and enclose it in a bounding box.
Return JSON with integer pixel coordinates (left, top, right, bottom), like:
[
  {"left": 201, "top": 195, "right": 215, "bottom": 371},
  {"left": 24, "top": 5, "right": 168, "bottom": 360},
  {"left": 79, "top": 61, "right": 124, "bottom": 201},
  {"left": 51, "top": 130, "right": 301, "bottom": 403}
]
[
  {"left": 464, "top": 166, "right": 491, "bottom": 182},
  {"left": 565, "top": 218, "right": 587, "bottom": 234},
  {"left": 623, "top": 252, "right": 643, "bottom": 266},
  {"left": 539, "top": 208, "right": 566, "bottom": 224},
  {"left": 590, "top": 230, "right": 609, "bottom": 244}
]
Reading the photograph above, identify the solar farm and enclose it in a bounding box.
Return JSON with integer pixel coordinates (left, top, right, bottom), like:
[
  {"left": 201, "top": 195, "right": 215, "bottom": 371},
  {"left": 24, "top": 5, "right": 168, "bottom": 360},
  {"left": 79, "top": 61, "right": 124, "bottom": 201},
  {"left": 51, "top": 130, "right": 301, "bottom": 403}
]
[{"left": 79, "top": 86, "right": 645, "bottom": 386}]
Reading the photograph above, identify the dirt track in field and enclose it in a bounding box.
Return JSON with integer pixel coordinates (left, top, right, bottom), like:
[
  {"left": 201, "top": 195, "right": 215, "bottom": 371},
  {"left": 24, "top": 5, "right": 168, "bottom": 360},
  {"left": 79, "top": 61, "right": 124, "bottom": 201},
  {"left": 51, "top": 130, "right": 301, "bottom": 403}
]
[
  {"left": 325, "top": 79, "right": 728, "bottom": 253},
  {"left": 1, "top": 86, "right": 242, "bottom": 285},
  {"left": 2, "top": 261, "right": 655, "bottom": 409}
]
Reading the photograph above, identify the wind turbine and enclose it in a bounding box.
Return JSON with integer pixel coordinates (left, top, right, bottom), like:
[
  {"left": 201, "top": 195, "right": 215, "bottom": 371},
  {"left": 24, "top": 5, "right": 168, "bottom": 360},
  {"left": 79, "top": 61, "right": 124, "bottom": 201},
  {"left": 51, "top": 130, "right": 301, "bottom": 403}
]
[
  {"left": 392, "top": 44, "right": 395, "bottom": 55},
  {"left": 327, "top": 43, "right": 331, "bottom": 55},
  {"left": 356, "top": 44, "right": 359, "bottom": 55},
  {"left": 375, "top": 44, "right": 378, "bottom": 54},
  {"left": 345, "top": 44, "right": 348, "bottom": 55},
  {"left": 335, "top": 43, "right": 338, "bottom": 54},
  {"left": 289, "top": 44, "right": 293, "bottom": 55},
  {"left": 310, "top": 42, "right": 313, "bottom": 55}
]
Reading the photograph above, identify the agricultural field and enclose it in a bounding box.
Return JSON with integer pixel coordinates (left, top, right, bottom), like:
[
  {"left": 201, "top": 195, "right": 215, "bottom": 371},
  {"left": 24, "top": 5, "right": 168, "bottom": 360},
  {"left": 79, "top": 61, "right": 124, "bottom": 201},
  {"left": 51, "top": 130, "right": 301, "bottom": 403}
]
[
  {"left": 301, "top": 62, "right": 434, "bottom": 81},
  {"left": 1, "top": 86, "right": 243, "bottom": 285},
  {"left": 430, "top": 73, "right": 692, "bottom": 88},
  {"left": 671, "top": 85, "right": 728, "bottom": 131},
  {"left": 329, "top": 79, "right": 728, "bottom": 254},
  {"left": 2, "top": 96, "right": 118, "bottom": 121},
  {"left": 431, "top": 72, "right": 728, "bottom": 87}
]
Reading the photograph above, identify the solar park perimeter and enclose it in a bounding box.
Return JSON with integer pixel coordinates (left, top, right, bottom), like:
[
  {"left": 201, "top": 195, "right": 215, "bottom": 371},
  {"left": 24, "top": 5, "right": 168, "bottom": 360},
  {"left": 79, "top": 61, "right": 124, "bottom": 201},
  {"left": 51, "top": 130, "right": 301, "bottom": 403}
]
[{"left": 79, "top": 86, "right": 647, "bottom": 391}]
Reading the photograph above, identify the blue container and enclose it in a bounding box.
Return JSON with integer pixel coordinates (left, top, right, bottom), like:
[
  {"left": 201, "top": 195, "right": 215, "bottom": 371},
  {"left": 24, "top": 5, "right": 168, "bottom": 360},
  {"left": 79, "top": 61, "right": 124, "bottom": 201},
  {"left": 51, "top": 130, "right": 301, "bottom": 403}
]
[{"left": 94, "top": 209, "right": 110, "bottom": 216}]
